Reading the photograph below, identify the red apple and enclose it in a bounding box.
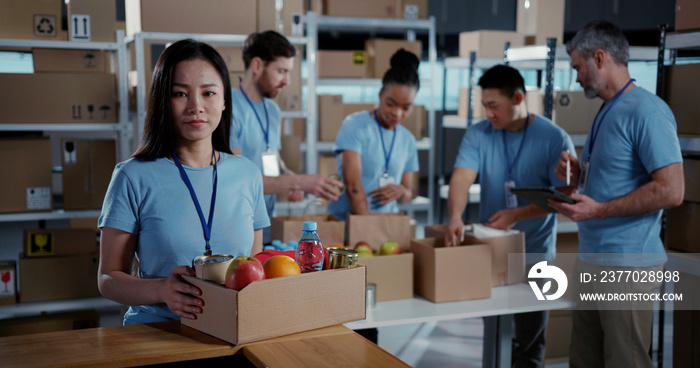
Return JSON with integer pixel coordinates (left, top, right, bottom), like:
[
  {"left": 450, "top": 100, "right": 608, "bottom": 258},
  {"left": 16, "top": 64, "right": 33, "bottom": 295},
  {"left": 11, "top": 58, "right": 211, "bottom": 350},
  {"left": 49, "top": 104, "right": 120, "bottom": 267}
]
[
  {"left": 354, "top": 241, "right": 372, "bottom": 254},
  {"left": 225, "top": 256, "right": 265, "bottom": 291},
  {"left": 379, "top": 241, "right": 401, "bottom": 255}
]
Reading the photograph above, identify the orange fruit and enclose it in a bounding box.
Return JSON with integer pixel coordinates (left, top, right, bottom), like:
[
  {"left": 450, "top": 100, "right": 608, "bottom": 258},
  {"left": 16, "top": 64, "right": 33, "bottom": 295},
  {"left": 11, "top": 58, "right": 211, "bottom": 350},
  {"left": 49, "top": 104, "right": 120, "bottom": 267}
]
[{"left": 263, "top": 255, "right": 301, "bottom": 279}]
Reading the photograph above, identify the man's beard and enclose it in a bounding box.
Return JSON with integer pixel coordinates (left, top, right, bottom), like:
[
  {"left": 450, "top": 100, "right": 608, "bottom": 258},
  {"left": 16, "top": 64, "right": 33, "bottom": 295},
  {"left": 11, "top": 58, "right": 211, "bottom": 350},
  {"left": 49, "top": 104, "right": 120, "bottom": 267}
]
[{"left": 584, "top": 87, "right": 598, "bottom": 99}]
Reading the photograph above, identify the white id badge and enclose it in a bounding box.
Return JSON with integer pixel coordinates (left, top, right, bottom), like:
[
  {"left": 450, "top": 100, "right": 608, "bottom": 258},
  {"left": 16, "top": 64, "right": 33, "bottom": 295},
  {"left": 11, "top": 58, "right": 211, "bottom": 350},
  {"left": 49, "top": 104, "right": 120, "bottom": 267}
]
[
  {"left": 261, "top": 151, "right": 280, "bottom": 177},
  {"left": 505, "top": 180, "right": 518, "bottom": 209},
  {"left": 578, "top": 160, "right": 590, "bottom": 194},
  {"left": 379, "top": 173, "right": 394, "bottom": 187}
]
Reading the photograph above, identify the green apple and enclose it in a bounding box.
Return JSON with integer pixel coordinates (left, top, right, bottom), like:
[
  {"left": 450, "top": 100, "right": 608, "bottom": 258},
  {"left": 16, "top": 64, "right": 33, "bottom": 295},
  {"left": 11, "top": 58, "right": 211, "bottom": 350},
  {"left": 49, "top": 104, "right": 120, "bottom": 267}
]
[
  {"left": 354, "top": 241, "right": 373, "bottom": 255},
  {"left": 379, "top": 241, "right": 401, "bottom": 255},
  {"left": 357, "top": 251, "right": 374, "bottom": 258}
]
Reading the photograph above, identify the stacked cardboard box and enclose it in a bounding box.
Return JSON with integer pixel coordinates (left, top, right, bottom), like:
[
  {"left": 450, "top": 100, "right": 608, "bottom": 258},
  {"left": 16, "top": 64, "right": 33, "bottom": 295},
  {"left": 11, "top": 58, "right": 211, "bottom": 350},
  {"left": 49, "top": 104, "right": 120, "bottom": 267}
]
[
  {"left": 0, "top": 139, "right": 52, "bottom": 213},
  {"left": 666, "top": 159, "right": 700, "bottom": 252},
  {"left": 61, "top": 139, "right": 117, "bottom": 210},
  {"left": 675, "top": 0, "right": 700, "bottom": 32},
  {"left": 516, "top": 0, "right": 565, "bottom": 45},
  {"left": 664, "top": 63, "right": 700, "bottom": 135},
  {"left": 310, "top": 0, "right": 428, "bottom": 19},
  {"left": 365, "top": 39, "right": 422, "bottom": 78},
  {"left": 459, "top": 30, "right": 523, "bottom": 59}
]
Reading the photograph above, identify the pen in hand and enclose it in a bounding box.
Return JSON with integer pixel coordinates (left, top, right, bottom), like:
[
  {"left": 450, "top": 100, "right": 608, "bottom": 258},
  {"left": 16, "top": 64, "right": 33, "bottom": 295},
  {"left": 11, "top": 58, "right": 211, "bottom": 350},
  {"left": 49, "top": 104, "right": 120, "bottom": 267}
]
[{"left": 566, "top": 150, "right": 571, "bottom": 186}]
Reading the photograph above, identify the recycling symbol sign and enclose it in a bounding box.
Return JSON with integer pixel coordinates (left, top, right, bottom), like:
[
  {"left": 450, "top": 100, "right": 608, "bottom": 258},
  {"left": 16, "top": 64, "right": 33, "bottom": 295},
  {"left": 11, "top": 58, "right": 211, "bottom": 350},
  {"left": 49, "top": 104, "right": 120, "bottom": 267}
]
[
  {"left": 558, "top": 94, "right": 571, "bottom": 107},
  {"left": 33, "top": 14, "right": 57, "bottom": 38}
]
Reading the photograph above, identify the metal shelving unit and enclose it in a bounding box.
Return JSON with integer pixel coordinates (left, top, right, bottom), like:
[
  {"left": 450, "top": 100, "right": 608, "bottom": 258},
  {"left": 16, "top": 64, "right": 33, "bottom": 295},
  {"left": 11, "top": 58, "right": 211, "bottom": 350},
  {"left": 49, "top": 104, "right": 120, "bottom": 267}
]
[
  {"left": 305, "top": 12, "right": 438, "bottom": 223},
  {"left": 0, "top": 30, "right": 130, "bottom": 223}
]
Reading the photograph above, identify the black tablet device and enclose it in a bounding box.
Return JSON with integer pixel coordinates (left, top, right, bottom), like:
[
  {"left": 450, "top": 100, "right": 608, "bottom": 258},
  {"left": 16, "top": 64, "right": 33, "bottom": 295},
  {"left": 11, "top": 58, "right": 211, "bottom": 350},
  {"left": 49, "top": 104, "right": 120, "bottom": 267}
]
[{"left": 510, "top": 187, "right": 576, "bottom": 213}]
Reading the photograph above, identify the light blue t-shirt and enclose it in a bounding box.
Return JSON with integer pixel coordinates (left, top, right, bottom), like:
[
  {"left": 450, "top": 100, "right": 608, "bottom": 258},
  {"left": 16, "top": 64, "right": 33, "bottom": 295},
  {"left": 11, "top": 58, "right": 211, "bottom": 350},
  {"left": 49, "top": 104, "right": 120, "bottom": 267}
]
[
  {"left": 230, "top": 87, "right": 282, "bottom": 242},
  {"left": 98, "top": 153, "right": 270, "bottom": 325},
  {"left": 577, "top": 87, "right": 682, "bottom": 267},
  {"left": 455, "top": 115, "right": 575, "bottom": 262},
  {"left": 329, "top": 110, "right": 419, "bottom": 221}
]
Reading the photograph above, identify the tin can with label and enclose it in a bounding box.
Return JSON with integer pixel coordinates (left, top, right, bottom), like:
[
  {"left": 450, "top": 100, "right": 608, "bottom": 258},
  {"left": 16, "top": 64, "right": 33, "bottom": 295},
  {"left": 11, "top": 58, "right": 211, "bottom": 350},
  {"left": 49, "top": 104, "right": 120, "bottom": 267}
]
[
  {"left": 327, "top": 248, "right": 359, "bottom": 269},
  {"left": 192, "top": 254, "right": 234, "bottom": 284}
]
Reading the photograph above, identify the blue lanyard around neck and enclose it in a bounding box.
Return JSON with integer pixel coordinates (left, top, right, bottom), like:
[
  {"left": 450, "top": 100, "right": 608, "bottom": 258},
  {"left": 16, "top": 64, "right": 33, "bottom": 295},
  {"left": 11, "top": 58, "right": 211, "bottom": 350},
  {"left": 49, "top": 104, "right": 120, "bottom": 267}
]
[
  {"left": 502, "top": 113, "right": 531, "bottom": 180},
  {"left": 588, "top": 79, "right": 635, "bottom": 156},
  {"left": 172, "top": 148, "right": 218, "bottom": 255},
  {"left": 374, "top": 109, "right": 397, "bottom": 175},
  {"left": 238, "top": 82, "right": 271, "bottom": 150}
]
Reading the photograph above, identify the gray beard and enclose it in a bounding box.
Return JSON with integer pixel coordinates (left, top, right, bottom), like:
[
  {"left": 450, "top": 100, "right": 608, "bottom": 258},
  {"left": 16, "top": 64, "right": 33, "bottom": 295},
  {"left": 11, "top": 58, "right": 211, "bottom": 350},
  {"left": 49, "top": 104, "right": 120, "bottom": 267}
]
[{"left": 584, "top": 87, "right": 599, "bottom": 99}]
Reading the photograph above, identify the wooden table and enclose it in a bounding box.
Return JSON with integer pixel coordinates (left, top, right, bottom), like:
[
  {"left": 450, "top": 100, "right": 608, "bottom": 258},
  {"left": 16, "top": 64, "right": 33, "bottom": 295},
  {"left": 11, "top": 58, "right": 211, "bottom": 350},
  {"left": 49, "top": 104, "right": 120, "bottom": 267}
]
[{"left": 0, "top": 322, "right": 410, "bottom": 368}]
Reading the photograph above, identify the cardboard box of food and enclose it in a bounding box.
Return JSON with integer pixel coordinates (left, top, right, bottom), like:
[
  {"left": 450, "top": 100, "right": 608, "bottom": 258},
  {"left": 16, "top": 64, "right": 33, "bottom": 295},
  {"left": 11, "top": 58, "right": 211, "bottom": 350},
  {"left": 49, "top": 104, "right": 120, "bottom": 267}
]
[
  {"left": 552, "top": 90, "right": 603, "bottom": 134},
  {"left": 516, "top": 0, "right": 564, "bottom": 45},
  {"left": 24, "top": 229, "right": 98, "bottom": 257},
  {"left": 398, "top": 0, "right": 428, "bottom": 19},
  {"left": 181, "top": 266, "right": 366, "bottom": 345},
  {"left": 423, "top": 224, "right": 525, "bottom": 286},
  {"left": 67, "top": 0, "right": 117, "bottom": 42},
  {"left": 19, "top": 254, "right": 100, "bottom": 303},
  {"left": 271, "top": 214, "right": 345, "bottom": 246},
  {"left": 458, "top": 87, "right": 485, "bottom": 119},
  {"left": 126, "top": 0, "right": 256, "bottom": 36},
  {"left": 683, "top": 158, "right": 700, "bottom": 202},
  {"left": 664, "top": 63, "right": 700, "bottom": 135},
  {"left": 317, "top": 50, "right": 367, "bottom": 78},
  {"left": 315, "top": 0, "right": 397, "bottom": 18},
  {"left": 410, "top": 237, "right": 492, "bottom": 302},
  {"left": 459, "top": 30, "right": 523, "bottom": 59},
  {"left": 257, "top": 0, "right": 304, "bottom": 36},
  {"left": 675, "top": 0, "right": 700, "bottom": 32},
  {"left": 0, "top": 138, "right": 52, "bottom": 213},
  {"left": 348, "top": 213, "right": 414, "bottom": 301},
  {"left": 365, "top": 39, "right": 422, "bottom": 78},
  {"left": 62, "top": 139, "right": 117, "bottom": 210},
  {"left": 665, "top": 201, "right": 700, "bottom": 253},
  {"left": 0, "top": 0, "right": 68, "bottom": 40},
  {"left": 0, "top": 261, "right": 17, "bottom": 305},
  {"left": 33, "top": 49, "right": 110, "bottom": 74},
  {"left": 318, "top": 95, "right": 345, "bottom": 142},
  {"left": 0, "top": 73, "right": 117, "bottom": 124}
]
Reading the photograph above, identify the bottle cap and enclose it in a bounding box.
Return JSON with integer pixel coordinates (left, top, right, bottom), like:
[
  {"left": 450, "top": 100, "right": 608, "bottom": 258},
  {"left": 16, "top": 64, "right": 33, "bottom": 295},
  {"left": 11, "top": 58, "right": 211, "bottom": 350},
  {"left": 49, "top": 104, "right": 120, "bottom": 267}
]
[{"left": 302, "top": 221, "right": 317, "bottom": 231}]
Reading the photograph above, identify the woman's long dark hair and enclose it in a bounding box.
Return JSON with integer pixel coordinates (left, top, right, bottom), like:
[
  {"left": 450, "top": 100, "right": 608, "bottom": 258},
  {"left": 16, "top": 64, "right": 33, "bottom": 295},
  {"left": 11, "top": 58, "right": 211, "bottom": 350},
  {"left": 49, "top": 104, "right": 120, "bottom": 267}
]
[{"left": 133, "top": 39, "right": 233, "bottom": 160}]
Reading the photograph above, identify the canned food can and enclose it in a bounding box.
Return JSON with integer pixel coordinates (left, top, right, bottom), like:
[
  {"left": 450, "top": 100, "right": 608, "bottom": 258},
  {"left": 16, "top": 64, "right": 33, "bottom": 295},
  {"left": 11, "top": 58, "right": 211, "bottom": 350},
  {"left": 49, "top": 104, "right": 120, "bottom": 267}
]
[
  {"left": 192, "top": 254, "right": 234, "bottom": 284},
  {"left": 366, "top": 282, "right": 376, "bottom": 309},
  {"left": 327, "top": 248, "right": 359, "bottom": 269}
]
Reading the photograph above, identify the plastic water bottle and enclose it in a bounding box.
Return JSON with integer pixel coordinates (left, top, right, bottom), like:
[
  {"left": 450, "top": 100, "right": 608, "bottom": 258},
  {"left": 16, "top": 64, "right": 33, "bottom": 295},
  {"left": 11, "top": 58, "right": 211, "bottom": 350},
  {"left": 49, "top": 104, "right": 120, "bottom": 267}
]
[{"left": 295, "top": 221, "right": 325, "bottom": 273}]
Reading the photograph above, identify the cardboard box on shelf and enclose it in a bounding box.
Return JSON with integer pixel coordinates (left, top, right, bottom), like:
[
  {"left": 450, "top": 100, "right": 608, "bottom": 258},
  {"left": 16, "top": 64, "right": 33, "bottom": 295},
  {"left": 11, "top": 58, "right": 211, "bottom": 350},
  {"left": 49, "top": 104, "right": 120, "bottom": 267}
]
[
  {"left": 280, "top": 135, "right": 303, "bottom": 174},
  {"left": 343, "top": 103, "right": 375, "bottom": 117},
  {"left": 257, "top": 0, "right": 304, "bottom": 36},
  {"left": 318, "top": 154, "right": 338, "bottom": 178},
  {"left": 0, "top": 261, "right": 17, "bottom": 305},
  {"left": 271, "top": 214, "right": 345, "bottom": 246},
  {"left": 410, "top": 237, "right": 492, "bottom": 303},
  {"left": 398, "top": 0, "right": 428, "bottom": 19},
  {"left": 404, "top": 105, "right": 427, "bottom": 140},
  {"left": 318, "top": 94, "right": 345, "bottom": 142},
  {"left": 348, "top": 213, "right": 414, "bottom": 301},
  {"left": 458, "top": 88, "right": 485, "bottom": 119},
  {"left": 516, "top": 0, "right": 564, "bottom": 45},
  {"left": 69, "top": 217, "right": 100, "bottom": 233},
  {"left": 24, "top": 229, "right": 98, "bottom": 257},
  {"left": 317, "top": 50, "right": 367, "bottom": 78},
  {"left": 213, "top": 46, "right": 245, "bottom": 73},
  {"left": 0, "top": 310, "right": 99, "bottom": 337},
  {"left": 126, "top": 0, "right": 256, "bottom": 37},
  {"left": 459, "top": 30, "right": 523, "bottom": 59},
  {"left": 181, "top": 266, "right": 366, "bottom": 345},
  {"left": 423, "top": 224, "right": 525, "bottom": 286},
  {"left": 0, "top": 0, "right": 68, "bottom": 41},
  {"left": 365, "top": 39, "right": 422, "bottom": 78},
  {"left": 683, "top": 158, "right": 700, "bottom": 202},
  {"left": 0, "top": 73, "right": 117, "bottom": 124},
  {"left": 19, "top": 254, "right": 101, "bottom": 303},
  {"left": 665, "top": 201, "right": 700, "bottom": 253},
  {"left": 664, "top": 63, "right": 700, "bottom": 135},
  {"left": 67, "top": 0, "right": 117, "bottom": 42},
  {"left": 0, "top": 138, "right": 52, "bottom": 213},
  {"left": 316, "top": 0, "right": 397, "bottom": 18},
  {"left": 552, "top": 90, "right": 603, "bottom": 134},
  {"left": 33, "top": 49, "right": 110, "bottom": 74},
  {"left": 282, "top": 117, "right": 306, "bottom": 140},
  {"left": 675, "top": 0, "right": 700, "bottom": 32},
  {"left": 61, "top": 139, "right": 116, "bottom": 210}
]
